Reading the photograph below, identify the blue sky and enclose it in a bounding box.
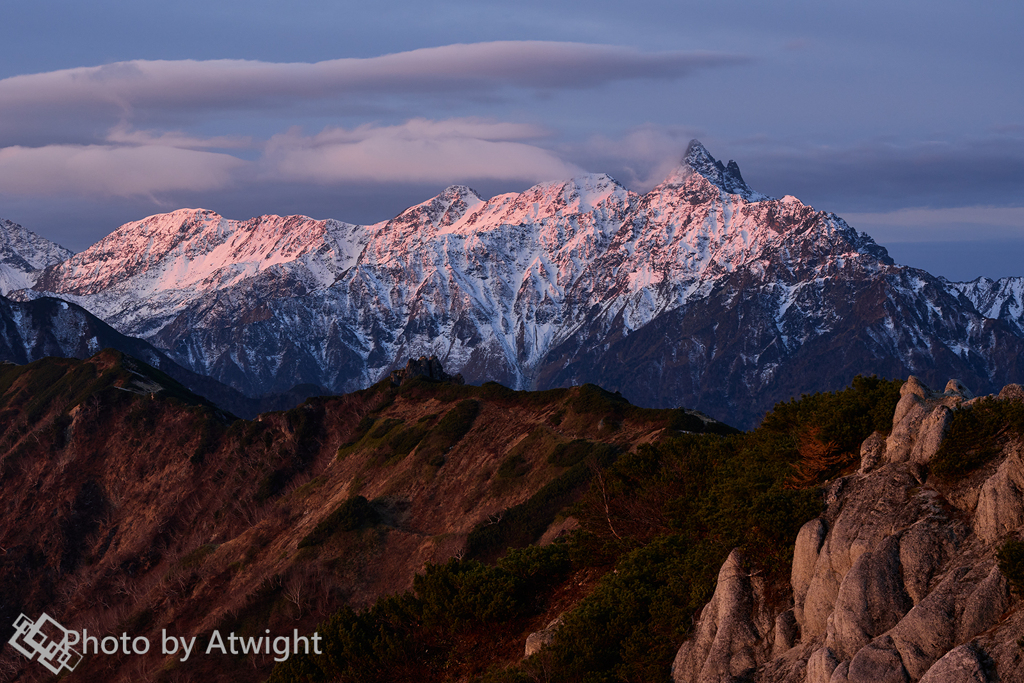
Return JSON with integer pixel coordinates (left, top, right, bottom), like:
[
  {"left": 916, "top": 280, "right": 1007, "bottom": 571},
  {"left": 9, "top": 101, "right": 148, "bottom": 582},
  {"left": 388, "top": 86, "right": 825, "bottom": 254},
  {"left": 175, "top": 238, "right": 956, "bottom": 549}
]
[{"left": 0, "top": 0, "right": 1021, "bottom": 280}]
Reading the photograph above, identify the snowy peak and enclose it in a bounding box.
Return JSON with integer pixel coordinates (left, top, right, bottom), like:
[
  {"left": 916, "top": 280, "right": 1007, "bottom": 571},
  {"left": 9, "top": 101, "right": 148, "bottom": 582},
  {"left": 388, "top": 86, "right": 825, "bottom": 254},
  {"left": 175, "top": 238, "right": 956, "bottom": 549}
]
[
  {"left": 34, "top": 209, "right": 338, "bottom": 297},
  {"left": 0, "top": 218, "right": 73, "bottom": 294},
  {"left": 542, "top": 173, "right": 631, "bottom": 215},
  {"left": 392, "top": 185, "right": 484, "bottom": 232},
  {"left": 467, "top": 173, "right": 632, "bottom": 229},
  {"left": 679, "top": 139, "right": 768, "bottom": 202}
]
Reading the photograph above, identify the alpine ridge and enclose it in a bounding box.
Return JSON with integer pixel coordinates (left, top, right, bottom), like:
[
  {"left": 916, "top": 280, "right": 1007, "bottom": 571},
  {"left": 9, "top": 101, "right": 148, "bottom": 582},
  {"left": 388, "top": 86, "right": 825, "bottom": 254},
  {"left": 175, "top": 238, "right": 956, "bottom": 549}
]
[{"left": 7, "top": 140, "right": 1024, "bottom": 426}]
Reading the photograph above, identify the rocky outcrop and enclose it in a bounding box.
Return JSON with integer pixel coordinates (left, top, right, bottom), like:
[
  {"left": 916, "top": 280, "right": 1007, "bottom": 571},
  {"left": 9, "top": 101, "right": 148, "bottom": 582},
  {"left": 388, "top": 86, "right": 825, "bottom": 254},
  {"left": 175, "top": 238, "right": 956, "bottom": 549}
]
[
  {"left": 389, "top": 355, "right": 465, "bottom": 387},
  {"left": 882, "top": 376, "right": 970, "bottom": 467},
  {"left": 525, "top": 615, "right": 564, "bottom": 657},
  {"left": 672, "top": 377, "right": 1024, "bottom": 683}
]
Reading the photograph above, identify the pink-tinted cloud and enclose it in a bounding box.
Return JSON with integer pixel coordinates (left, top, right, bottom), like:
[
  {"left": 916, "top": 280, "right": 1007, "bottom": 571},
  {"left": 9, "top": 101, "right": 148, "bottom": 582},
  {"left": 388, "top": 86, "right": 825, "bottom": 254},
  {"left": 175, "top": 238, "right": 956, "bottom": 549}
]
[
  {"left": 0, "top": 143, "right": 244, "bottom": 197},
  {"left": 261, "top": 118, "right": 582, "bottom": 184},
  {"left": 0, "top": 118, "right": 587, "bottom": 198},
  {"left": 105, "top": 125, "right": 253, "bottom": 150}
]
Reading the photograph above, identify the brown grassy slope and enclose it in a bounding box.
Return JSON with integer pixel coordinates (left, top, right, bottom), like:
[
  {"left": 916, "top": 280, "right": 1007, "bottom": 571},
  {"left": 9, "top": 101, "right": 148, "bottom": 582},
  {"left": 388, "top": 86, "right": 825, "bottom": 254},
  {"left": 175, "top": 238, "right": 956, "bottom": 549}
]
[{"left": 0, "top": 351, "right": 704, "bottom": 682}]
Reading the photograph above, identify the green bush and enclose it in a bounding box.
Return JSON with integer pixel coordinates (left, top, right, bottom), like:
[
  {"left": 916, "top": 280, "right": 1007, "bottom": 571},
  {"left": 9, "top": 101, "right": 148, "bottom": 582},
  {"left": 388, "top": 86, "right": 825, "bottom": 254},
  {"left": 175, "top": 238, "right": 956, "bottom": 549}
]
[
  {"left": 932, "top": 397, "right": 1024, "bottom": 476},
  {"left": 255, "top": 468, "right": 292, "bottom": 502},
  {"left": 433, "top": 399, "right": 480, "bottom": 442},
  {"left": 760, "top": 375, "right": 903, "bottom": 454},
  {"left": 548, "top": 439, "right": 617, "bottom": 468},
  {"left": 346, "top": 414, "right": 377, "bottom": 442},
  {"left": 497, "top": 453, "right": 529, "bottom": 480},
  {"left": 543, "top": 428, "right": 823, "bottom": 682},
  {"left": 566, "top": 384, "right": 630, "bottom": 416},
  {"left": 298, "top": 496, "right": 380, "bottom": 548},
  {"left": 369, "top": 417, "right": 403, "bottom": 439},
  {"left": 189, "top": 412, "right": 223, "bottom": 466},
  {"left": 387, "top": 423, "right": 429, "bottom": 459},
  {"left": 466, "top": 458, "right": 605, "bottom": 562},
  {"left": 267, "top": 544, "right": 569, "bottom": 683},
  {"left": 173, "top": 544, "right": 218, "bottom": 573},
  {"left": 416, "top": 400, "right": 480, "bottom": 463}
]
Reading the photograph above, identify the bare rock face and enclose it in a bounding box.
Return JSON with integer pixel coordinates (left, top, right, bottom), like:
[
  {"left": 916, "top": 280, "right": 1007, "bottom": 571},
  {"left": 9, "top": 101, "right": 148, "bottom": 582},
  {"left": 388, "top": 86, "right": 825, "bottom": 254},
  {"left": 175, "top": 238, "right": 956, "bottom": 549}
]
[
  {"left": 827, "top": 536, "right": 913, "bottom": 660},
  {"left": 857, "top": 431, "right": 886, "bottom": 474},
  {"left": 672, "top": 377, "right": 1024, "bottom": 683},
  {"left": 846, "top": 636, "right": 909, "bottom": 683},
  {"left": 917, "top": 644, "right": 988, "bottom": 683},
  {"left": 792, "top": 518, "right": 827, "bottom": 628},
  {"left": 804, "top": 646, "right": 841, "bottom": 683},
  {"left": 999, "top": 384, "right": 1024, "bottom": 401},
  {"left": 975, "top": 443, "right": 1024, "bottom": 544},
  {"left": 671, "top": 549, "right": 774, "bottom": 683}
]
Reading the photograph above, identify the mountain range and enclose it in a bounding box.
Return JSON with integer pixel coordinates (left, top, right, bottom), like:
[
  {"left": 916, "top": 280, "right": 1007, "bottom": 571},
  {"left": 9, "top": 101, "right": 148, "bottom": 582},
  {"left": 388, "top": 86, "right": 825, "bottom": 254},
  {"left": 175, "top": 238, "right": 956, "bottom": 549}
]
[{"left": 3, "top": 140, "right": 1023, "bottom": 426}]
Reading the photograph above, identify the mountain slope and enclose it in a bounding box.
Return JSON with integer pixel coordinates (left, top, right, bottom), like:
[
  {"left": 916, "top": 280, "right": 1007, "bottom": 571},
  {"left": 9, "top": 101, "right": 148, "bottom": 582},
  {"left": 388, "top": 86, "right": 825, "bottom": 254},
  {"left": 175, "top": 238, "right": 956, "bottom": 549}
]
[
  {"left": 950, "top": 276, "right": 1024, "bottom": 335},
  {"left": 0, "top": 294, "right": 321, "bottom": 417},
  {"left": 0, "top": 352, "right": 726, "bottom": 682},
  {"left": 19, "top": 141, "right": 1024, "bottom": 426},
  {"left": 0, "top": 218, "right": 73, "bottom": 294}
]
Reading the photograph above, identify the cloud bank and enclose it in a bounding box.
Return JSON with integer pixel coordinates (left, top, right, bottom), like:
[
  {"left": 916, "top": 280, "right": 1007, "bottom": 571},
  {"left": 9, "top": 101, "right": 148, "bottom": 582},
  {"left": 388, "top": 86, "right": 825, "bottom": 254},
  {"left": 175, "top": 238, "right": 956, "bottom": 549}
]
[{"left": 0, "top": 144, "right": 244, "bottom": 197}]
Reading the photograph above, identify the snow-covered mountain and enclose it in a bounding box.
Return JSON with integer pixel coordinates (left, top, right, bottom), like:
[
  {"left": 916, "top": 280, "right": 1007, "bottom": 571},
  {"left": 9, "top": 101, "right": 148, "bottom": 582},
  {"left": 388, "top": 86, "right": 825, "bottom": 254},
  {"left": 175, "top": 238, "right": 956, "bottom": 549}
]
[
  {"left": 0, "top": 218, "right": 73, "bottom": 294},
  {"left": 12, "top": 140, "right": 1024, "bottom": 426},
  {"left": 949, "top": 276, "right": 1024, "bottom": 336}
]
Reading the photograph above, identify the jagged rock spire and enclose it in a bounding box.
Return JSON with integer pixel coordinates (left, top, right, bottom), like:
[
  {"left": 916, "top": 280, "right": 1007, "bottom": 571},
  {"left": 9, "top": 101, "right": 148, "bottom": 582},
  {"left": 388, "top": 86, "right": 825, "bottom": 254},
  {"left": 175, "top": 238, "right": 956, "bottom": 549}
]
[{"left": 682, "top": 139, "right": 766, "bottom": 201}]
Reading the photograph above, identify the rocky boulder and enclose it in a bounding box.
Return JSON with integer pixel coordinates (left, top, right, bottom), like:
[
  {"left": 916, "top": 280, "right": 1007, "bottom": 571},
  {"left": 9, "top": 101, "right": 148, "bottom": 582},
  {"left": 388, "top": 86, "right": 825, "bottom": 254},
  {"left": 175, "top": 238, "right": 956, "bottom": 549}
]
[
  {"left": 525, "top": 615, "right": 564, "bottom": 658},
  {"left": 671, "top": 549, "right": 775, "bottom": 683}
]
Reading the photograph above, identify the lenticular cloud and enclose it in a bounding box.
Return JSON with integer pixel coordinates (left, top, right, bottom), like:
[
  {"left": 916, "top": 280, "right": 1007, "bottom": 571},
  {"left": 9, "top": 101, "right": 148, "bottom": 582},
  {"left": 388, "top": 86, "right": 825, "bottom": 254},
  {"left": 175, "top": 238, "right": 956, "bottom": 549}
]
[{"left": 0, "top": 42, "right": 747, "bottom": 116}]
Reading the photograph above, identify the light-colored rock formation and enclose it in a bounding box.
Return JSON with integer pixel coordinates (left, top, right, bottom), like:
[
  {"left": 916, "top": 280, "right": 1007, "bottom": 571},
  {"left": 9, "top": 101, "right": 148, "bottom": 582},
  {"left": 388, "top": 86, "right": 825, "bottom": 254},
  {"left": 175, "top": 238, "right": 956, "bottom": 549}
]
[
  {"left": 885, "top": 375, "right": 969, "bottom": 466},
  {"left": 525, "top": 615, "right": 563, "bottom": 657},
  {"left": 857, "top": 431, "right": 885, "bottom": 474},
  {"left": 671, "top": 549, "right": 775, "bottom": 683},
  {"left": 976, "top": 444, "right": 1024, "bottom": 543},
  {"left": 672, "top": 377, "right": 1024, "bottom": 683}
]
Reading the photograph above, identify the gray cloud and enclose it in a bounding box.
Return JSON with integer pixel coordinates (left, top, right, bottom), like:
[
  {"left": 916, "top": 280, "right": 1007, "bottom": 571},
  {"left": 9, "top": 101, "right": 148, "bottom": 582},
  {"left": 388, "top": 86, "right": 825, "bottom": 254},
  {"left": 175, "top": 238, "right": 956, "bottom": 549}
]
[
  {"left": 0, "top": 42, "right": 747, "bottom": 125},
  {"left": 732, "top": 137, "right": 1024, "bottom": 213},
  {"left": 563, "top": 124, "right": 703, "bottom": 190}
]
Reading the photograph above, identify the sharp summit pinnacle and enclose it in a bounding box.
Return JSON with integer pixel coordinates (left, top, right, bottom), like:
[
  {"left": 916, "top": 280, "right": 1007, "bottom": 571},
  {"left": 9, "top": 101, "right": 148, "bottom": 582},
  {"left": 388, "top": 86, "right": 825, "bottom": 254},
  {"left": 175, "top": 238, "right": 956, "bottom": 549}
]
[{"left": 682, "top": 139, "right": 764, "bottom": 201}]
